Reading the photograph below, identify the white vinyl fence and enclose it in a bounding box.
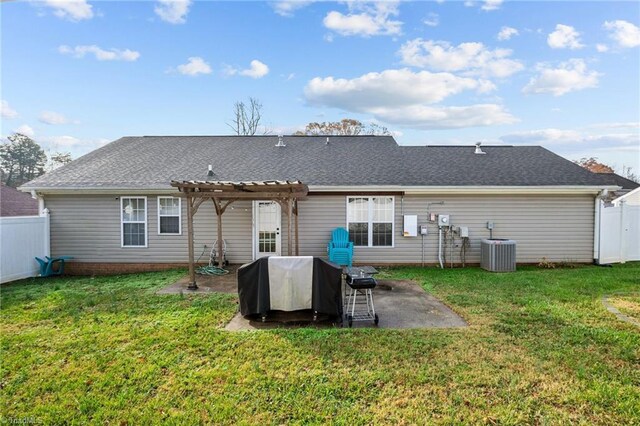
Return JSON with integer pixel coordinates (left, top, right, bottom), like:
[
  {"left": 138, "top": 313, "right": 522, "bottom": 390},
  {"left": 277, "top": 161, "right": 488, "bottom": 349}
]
[
  {"left": 597, "top": 201, "right": 640, "bottom": 264},
  {"left": 0, "top": 209, "right": 50, "bottom": 284}
]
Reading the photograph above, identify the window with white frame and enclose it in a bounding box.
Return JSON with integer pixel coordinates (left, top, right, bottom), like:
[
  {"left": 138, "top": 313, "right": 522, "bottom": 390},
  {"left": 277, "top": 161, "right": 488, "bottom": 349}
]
[
  {"left": 346, "top": 196, "right": 394, "bottom": 247},
  {"left": 158, "top": 197, "right": 181, "bottom": 235},
  {"left": 121, "top": 197, "right": 147, "bottom": 247}
]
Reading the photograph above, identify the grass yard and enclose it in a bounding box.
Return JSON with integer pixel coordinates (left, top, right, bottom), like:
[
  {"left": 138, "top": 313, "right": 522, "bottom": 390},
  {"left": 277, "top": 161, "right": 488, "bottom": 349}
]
[{"left": 1, "top": 264, "right": 639, "bottom": 425}]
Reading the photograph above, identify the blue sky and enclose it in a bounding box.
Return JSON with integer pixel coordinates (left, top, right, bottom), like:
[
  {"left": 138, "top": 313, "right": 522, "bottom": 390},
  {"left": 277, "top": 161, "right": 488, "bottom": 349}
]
[{"left": 1, "top": 0, "right": 639, "bottom": 172}]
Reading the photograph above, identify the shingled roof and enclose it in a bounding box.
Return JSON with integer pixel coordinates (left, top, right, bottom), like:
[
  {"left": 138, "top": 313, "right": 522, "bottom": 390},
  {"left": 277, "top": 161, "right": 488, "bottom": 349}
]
[
  {"left": 21, "top": 135, "right": 609, "bottom": 190},
  {"left": 1, "top": 184, "right": 39, "bottom": 216}
]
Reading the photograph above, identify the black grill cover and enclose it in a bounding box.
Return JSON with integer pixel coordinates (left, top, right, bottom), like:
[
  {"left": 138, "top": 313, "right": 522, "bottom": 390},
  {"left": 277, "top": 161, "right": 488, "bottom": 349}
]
[{"left": 237, "top": 257, "right": 343, "bottom": 318}]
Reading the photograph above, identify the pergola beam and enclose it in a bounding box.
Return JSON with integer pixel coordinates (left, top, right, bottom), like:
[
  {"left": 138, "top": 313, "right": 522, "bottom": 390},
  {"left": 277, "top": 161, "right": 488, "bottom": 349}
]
[
  {"left": 170, "top": 180, "right": 309, "bottom": 289},
  {"left": 181, "top": 191, "right": 307, "bottom": 200}
]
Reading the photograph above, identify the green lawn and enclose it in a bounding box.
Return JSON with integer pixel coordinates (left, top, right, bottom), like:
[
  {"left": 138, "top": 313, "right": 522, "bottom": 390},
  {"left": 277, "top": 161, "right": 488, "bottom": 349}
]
[{"left": 1, "top": 264, "right": 639, "bottom": 425}]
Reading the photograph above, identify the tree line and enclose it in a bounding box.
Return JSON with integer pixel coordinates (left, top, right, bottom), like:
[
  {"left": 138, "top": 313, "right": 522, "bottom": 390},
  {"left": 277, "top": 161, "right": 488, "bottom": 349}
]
[{"left": 0, "top": 133, "right": 71, "bottom": 188}]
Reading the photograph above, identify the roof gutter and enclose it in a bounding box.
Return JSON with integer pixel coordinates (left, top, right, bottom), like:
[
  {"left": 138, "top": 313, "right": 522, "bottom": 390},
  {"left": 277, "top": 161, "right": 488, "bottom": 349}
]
[
  {"left": 20, "top": 184, "right": 619, "bottom": 196},
  {"left": 309, "top": 185, "right": 619, "bottom": 195},
  {"left": 18, "top": 186, "right": 180, "bottom": 195}
]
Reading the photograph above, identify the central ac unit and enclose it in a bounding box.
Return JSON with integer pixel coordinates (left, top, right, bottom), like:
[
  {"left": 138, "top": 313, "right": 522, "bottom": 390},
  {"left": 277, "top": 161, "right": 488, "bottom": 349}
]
[{"left": 481, "top": 239, "right": 516, "bottom": 272}]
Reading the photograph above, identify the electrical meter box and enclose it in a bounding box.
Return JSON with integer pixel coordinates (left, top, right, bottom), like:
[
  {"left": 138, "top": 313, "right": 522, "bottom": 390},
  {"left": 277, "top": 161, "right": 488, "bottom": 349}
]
[
  {"left": 403, "top": 215, "right": 418, "bottom": 237},
  {"left": 438, "top": 214, "right": 450, "bottom": 227}
]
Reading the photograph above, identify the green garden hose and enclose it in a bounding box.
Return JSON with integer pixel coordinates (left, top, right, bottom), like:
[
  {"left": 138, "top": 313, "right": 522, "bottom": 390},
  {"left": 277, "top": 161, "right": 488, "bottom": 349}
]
[
  {"left": 195, "top": 246, "right": 229, "bottom": 275},
  {"left": 196, "top": 265, "right": 229, "bottom": 276}
]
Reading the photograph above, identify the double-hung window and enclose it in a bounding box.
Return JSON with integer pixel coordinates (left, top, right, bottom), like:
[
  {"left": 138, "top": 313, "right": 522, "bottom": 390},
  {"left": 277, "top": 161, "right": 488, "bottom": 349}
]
[
  {"left": 121, "top": 197, "right": 147, "bottom": 247},
  {"left": 346, "top": 196, "right": 394, "bottom": 247},
  {"left": 158, "top": 197, "right": 181, "bottom": 235}
]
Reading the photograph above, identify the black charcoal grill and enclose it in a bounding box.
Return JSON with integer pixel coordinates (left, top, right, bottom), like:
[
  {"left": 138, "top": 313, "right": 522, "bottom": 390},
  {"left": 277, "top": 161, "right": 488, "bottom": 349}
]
[{"left": 344, "top": 266, "right": 380, "bottom": 327}]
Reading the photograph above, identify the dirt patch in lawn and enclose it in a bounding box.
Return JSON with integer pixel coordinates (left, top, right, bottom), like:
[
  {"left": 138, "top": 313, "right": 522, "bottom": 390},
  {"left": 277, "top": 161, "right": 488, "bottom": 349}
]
[{"left": 602, "top": 293, "right": 640, "bottom": 327}]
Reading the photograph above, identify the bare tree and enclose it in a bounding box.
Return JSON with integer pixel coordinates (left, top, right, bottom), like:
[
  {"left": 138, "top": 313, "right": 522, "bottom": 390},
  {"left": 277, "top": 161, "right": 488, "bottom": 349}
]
[
  {"left": 227, "top": 98, "right": 263, "bottom": 135},
  {"left": 47, "top": 151, "right": 73, "bottom": 171},
  {"left": 621, "top": 165, "right": 639, "bottom": 183}
]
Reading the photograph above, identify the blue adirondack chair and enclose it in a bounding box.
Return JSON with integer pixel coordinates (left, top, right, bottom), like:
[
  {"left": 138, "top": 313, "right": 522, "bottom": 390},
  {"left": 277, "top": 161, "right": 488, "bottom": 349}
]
[
  {"left": 35, "top": 256, "right": 74, "bottom": 277},
  {"left": 327, "top": 227, "right": 353, "bottom": 267}
]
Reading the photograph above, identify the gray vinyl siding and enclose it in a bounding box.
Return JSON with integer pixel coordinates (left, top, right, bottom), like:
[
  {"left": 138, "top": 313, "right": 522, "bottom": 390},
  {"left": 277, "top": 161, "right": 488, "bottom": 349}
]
[
  {"left": 297, "top": 195, "right": 595, "bottom": 264},
  {"left": 46, "top": 195, "right": 253, "bottom": 264},
  {"left": 45, "top": 193, "right": 595, "bottom": 264}
]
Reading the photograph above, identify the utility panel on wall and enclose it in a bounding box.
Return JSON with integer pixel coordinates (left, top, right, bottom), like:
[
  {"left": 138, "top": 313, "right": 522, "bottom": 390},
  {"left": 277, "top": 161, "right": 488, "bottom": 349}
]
[{"left": 403, "top": 215, "right": 418, "bottom": 237}]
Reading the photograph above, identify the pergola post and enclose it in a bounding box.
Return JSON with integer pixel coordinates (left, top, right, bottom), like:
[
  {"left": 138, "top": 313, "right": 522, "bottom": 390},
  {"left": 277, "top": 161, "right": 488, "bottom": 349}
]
[
  {"left": 294, "top": 199, "right": 299, "bottom": 256},
  {"left": 186, "top": 191, "right": 198, "bottom": 290},
  {"left": 286, "top": 198, "right": 293, "bottom": 256},
  {"left": 213, "top": 198, "right": 224, "bottom": 269}
]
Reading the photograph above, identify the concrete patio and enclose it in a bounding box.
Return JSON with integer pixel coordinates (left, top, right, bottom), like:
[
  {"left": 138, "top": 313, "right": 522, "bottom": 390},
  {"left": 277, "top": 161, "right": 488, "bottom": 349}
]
[{"left": 157, "top": 267, "right": 467, "bottom": 330}]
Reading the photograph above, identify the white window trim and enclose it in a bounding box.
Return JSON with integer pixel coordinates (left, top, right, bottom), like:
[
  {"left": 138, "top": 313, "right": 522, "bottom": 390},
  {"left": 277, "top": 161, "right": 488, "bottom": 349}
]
[
  {"left": 121, "top": 196, "right": 148, "bottom": 248},
  {"left": 157, "top": 196, "right": 182, "bottom": 235},
  {"left": 346, "top": 196, "right": 395, "bottom": 248}
]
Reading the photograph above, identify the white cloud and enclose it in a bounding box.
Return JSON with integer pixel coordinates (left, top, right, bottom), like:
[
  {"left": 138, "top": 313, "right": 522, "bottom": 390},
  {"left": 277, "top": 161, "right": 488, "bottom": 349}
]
[
  {"left": 154, "top": 0, "right": 192, "bottom": 24},
  {"left": 500, "top": 127, "right": 640, "bottom": 172},
  {"left": 40, "top": 0, "right": 94, "bottom": 21},
  {"left": 497, "top": 26, "right": 519, "bottom": 41},
  {"left": 596, "top": 43, "right": 609, "bottom": 53},
  {"left": 303, "top": 68, "right": 515, "bottom": 129},
  {"left": 39, "top": 111, "right": 72, "bottom": 125},
  {"left": 500, "top": 128, "right": 640, "bottom": 152},
  {"left": 604, "top": 20, "right": 640, "bottom": 48},
  {"left": 370, "top": 104, "right": 517, "bottom": 129},
  {"left": 176, "top": 57, "right": 212, "bottom": 76},
  {"left": 547, "top": 24, "right": 584, "bottom": 49},
  {"left": 1, "top": 100, "right": 18, "bottom": 119},
  {"left": 481, "top": 0, "right": 503, "bottom": 11},
  {"left": 523, "top": 59, "right": 600, "bottom": 96},
  {"left": 423, "top": 13, "right": 439, "bottom": 27},
  {"left": 224, "top": 60, "right": 270, "bottom": 79},
  {"left": 241, "top": 60, "right": 270, "bottom": 79},
  {"left": 58, "top": 45, "right": 140, "bottom": 61},
  {"left": 588, "top": 122, "right": 640, "bottom": 130},
  {"left": 14, "top": 125, "right": 35, "bottom": 138},
  {"left": 501, "top": 128, "right": 583, "bottom": 145},
  {"left": 323, "top": 1, "right": 402, "bottom": 37},
  {"left": 398, "top": 39, "right": 524, "bottom": 78},
  {"left": 271, "top": 1, "right": 314, "bottom": 17},
  {"left": 42, "top": 135, "right": 81, "bottom": 147},
  {"left": 305, "top": 69, "right": 495, "bottom": 109}
]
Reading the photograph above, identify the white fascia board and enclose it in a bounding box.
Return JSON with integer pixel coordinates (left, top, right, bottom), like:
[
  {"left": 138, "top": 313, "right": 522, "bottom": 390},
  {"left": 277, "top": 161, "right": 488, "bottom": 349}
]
[
  {"left": 22, "top": 184, "right": 619, "bottom": 196},
  {"left": 20, "top": 187, "right": 178, "bottom": 195},
  {"left": 308, "top": 185, "right": 619, "bottom": 195}
]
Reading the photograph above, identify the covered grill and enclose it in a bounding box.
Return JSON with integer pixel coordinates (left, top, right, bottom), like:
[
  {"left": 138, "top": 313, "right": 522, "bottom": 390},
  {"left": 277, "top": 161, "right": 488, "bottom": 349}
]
[{"left": 237, "top": 256, "right": 343, "bottom": 321}]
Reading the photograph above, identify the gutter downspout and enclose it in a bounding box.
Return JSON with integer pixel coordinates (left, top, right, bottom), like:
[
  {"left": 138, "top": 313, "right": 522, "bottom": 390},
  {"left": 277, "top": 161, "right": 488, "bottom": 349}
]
[
  {"left": 438, "top": 226, "right": 444, "bottom": 269},
  {"left": 31, "top": 191, "right": 50, "bottom": 258},
  {"left": 31, "top": 190, "right": 45, "bottom": 214}
]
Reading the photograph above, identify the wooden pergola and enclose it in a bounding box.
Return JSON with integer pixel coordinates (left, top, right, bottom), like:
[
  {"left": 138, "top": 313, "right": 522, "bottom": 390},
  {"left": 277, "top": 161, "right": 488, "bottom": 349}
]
[{"left": 170, "top": 180, "right": 309, "bottom": 289}]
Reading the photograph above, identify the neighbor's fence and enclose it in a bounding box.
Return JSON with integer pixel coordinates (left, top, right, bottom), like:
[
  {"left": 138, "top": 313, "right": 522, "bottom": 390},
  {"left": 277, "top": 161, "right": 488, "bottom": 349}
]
[
  {"left": 597, "top": 201, "right": 640, "bottom": 264},
  {"left": 0, "top": 209, "right": 50, "bottom": 284}
]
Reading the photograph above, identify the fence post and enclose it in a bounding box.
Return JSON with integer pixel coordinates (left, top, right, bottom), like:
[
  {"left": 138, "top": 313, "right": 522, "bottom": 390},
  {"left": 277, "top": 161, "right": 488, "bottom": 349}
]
[
  {"left": 42, "top": 208, "right": 51, "bottom": 258},
  {"left": 619, "top": 201, "right": 626, "bottom": 264}
]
